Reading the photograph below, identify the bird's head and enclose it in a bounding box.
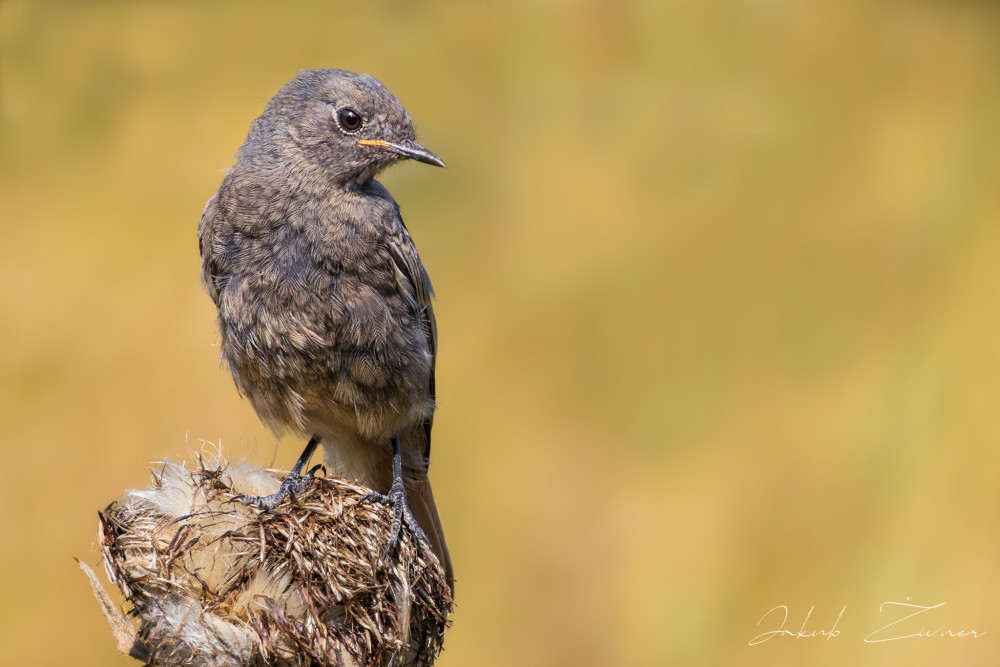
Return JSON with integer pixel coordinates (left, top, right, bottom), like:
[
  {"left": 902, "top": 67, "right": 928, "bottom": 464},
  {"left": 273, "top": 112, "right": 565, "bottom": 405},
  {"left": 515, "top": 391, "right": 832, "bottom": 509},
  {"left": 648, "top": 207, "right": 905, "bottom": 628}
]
[{"left": 239, "top": 69, "right": 445, "bottom": 189}]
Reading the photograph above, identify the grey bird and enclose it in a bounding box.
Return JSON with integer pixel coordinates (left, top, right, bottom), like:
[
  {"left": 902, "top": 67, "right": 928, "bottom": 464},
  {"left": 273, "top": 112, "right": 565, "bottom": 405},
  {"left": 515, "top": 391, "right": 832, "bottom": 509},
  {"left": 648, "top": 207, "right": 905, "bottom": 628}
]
[{"left": 198, "top": 69, "right": 452, "bottom": 589}]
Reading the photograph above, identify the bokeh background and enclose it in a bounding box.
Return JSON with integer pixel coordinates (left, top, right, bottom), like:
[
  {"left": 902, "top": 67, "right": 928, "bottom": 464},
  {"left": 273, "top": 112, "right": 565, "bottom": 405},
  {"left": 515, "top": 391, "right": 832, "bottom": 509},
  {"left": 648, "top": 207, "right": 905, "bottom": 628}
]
[{"left": 2, "top": 0, "right": 1000, "bottom": 665}]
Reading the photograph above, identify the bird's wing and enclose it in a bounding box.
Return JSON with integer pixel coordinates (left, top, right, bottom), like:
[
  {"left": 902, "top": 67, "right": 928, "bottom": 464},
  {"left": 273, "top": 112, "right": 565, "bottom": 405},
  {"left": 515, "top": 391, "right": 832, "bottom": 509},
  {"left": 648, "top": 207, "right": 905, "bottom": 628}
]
[
  {"left": 197, "top": 192, "right": 224, "bottom": 305},
  {"left": 388, "top": 227, "right": 437, "bottom": 446},
  {"left": 388, "top": 223, "right": 453, "bottom": 590},
  {"left": 387, "top": 224, "right": 438, "bottom": 416},
  {"left": 388, "top": 228, "right": 437, "bottom": 356}
]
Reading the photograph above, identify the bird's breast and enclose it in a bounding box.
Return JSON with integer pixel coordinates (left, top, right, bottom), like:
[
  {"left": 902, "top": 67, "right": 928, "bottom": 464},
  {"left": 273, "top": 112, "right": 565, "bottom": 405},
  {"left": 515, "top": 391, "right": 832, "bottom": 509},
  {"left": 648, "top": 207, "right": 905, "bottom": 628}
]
[{"left": 215, "top": 226, "right": 432, "bottom": 438}]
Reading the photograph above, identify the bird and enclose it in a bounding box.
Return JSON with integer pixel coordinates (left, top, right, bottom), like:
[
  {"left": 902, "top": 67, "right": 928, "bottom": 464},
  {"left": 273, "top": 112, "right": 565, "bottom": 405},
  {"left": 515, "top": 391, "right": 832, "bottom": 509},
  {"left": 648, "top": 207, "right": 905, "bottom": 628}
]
[{"left": 197, "top": 69, "right": 452, "bottom": 590}]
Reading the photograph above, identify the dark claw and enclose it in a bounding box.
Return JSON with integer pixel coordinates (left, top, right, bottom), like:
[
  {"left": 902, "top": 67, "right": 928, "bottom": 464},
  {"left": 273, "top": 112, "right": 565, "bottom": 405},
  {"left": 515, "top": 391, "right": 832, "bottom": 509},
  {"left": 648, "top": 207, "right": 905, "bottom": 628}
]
[
  {"left": 362, "top": 434, "right": 431, "bottom": 559},
  {"left": 363, "top": 486, "right": 430, "bottom": 558},
  {"left": 230, "top": 469, "right": 316, "bottom": 510},
  {"left": 229, "top": 436, "right": 321, "bottom": 510}
]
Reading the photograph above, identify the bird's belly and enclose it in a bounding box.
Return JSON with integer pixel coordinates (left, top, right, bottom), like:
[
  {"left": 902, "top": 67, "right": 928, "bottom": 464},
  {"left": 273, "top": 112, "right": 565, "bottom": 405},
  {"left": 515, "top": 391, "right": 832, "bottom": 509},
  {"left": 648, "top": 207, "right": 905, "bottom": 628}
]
[{"left": 219, "top": 273, "right": 433, "bottom": 441}]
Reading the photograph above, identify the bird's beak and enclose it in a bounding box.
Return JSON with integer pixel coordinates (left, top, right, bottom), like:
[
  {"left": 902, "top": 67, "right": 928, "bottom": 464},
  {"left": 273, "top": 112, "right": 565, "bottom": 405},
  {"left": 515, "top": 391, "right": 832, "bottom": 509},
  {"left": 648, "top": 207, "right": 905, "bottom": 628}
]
[{"left": 357, "top": 138, "right": 446, "bottom": 168}]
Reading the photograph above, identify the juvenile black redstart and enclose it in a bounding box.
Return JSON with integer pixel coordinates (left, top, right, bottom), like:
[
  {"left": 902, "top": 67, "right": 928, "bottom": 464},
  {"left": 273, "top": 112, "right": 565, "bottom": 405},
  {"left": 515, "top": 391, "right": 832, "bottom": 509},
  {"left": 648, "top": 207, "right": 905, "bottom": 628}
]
[{"left": 198, "top": 69, "right": 452, "bottom": 588}]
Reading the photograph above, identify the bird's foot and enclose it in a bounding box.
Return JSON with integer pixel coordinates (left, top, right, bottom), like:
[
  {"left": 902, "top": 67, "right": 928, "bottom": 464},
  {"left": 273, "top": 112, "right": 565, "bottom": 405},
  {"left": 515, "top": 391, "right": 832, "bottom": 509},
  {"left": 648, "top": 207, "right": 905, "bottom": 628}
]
[
  {"left": 363, "top": 478, "right": 430, "bottom": 558},
  {"left": 230, "top": 436, "right": 322, "bottom": 510},
  {"left": 231, "top": 464, "right": 324, "bottom": 510}
]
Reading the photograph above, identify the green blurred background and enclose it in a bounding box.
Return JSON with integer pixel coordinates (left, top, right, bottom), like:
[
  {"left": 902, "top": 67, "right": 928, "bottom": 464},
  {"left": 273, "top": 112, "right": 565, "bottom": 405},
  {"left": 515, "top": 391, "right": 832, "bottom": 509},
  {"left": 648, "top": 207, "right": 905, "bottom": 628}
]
[{"left": 2, "top": 0, "right": 1000, "bottom": 665}]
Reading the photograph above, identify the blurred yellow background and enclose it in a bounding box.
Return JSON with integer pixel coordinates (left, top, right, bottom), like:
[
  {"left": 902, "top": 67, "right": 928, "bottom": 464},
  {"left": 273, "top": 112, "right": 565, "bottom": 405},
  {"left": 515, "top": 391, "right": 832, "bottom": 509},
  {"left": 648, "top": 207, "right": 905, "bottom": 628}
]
[{"left": 2, "top": 0, "right": 1000, "bottom": 665}]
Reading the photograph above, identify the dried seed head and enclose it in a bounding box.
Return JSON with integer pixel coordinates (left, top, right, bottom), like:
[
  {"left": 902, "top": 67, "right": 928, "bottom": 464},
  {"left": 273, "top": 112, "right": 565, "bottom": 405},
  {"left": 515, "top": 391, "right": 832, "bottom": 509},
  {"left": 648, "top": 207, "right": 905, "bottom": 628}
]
[{"left": 88, "top": 455, "right": 452, "bottom": 667}]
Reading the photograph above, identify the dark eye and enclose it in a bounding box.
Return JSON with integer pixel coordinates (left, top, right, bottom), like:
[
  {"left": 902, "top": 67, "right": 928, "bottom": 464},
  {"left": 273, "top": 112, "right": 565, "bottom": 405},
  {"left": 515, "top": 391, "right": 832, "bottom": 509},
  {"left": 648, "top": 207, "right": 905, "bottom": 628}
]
[{"left": 337, "top": 108, "right": 362, "bottom": 132}]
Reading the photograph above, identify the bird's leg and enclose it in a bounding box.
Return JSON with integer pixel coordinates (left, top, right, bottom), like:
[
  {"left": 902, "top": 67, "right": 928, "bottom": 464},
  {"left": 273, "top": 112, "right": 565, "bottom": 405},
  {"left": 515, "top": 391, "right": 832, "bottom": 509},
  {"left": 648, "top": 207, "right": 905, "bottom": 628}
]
[
  {"left": 363, "top": 434, "right": 430, "bottom": 556},
  {"left": 231, "top": 436, "right": 322, "bottom": 510}
]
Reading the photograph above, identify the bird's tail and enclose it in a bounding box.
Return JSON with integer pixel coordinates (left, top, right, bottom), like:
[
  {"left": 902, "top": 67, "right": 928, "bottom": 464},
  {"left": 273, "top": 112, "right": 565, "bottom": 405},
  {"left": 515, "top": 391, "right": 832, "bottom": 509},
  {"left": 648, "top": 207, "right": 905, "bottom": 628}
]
[{"left": 400, "top": 426, "right": 453, "bottom": 593}]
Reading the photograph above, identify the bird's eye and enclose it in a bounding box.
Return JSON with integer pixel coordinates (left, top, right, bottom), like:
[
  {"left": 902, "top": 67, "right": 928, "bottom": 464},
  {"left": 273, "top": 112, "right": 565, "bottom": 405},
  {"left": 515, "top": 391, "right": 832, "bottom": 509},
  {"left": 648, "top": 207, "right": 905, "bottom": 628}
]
[{"left": 337, "top": 108, "right": 362, "bottom": 132}]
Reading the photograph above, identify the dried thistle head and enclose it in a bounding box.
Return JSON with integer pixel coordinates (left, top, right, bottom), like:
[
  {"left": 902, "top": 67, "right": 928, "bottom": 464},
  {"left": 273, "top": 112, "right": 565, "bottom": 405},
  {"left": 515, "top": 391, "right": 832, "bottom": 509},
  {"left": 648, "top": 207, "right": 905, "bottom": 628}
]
[{"left": 87, "top": 455, "right": 452, "bottom": 667}]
